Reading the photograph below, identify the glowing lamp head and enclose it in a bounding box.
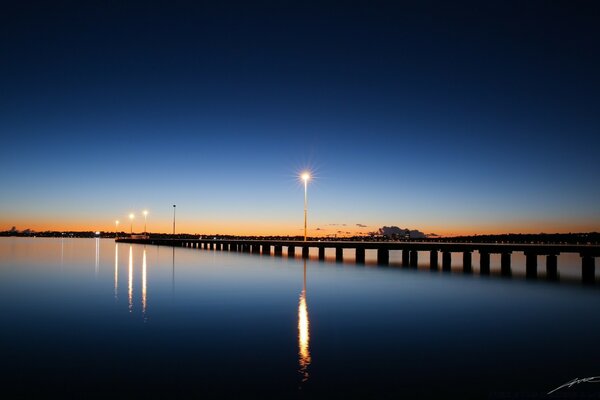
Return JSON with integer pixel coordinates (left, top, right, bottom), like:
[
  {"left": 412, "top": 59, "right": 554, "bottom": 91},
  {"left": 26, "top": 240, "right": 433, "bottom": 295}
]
[
  {"left": 143, "top": 210, "right": 148, "bottom": 217},
  {"left": 115, "top": 220, "right": 119, "bottom": 225},
  {"left": 301, "top": 172, "right": 310, "bottom": 182},
  {"left": 129, "top": 213, "right": 135, "bottom": 220}
]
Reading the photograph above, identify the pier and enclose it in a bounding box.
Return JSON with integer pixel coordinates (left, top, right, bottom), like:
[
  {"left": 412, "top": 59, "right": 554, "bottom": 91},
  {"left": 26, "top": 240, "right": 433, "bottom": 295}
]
[{"left": 116, "top": 238, "right": 600, "bottom": 283}]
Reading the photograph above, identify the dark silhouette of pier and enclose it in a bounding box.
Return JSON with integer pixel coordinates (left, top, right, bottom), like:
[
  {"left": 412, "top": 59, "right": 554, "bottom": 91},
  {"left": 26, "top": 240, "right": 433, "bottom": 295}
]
[{"left": 116, "top": 238, "right": 600, "bottom": 284}]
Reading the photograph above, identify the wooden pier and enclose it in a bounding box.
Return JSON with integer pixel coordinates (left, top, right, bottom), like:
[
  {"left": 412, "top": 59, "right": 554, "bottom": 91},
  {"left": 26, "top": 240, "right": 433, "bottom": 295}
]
[{"left": 116, "top": 238, "right": 600, "bottom": 283}]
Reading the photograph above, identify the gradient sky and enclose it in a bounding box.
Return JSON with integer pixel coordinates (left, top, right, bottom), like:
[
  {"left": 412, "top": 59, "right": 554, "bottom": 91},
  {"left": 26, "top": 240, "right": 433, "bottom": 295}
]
[{"left": 1, "top": 1, "right": 599, "bottom": 236}]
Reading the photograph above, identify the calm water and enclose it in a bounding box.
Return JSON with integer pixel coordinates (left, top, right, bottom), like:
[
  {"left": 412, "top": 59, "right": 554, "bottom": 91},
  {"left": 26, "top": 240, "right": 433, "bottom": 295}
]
[{"left": 1, "top": 237, "right": 599, "bottom": 399}]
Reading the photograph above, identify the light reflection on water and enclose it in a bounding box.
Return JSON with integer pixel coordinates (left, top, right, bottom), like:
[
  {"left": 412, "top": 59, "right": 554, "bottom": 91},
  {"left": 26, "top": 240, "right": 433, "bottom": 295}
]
[
  {"left": 114, "top": 242, "right": 118, "bottom": 300},
  {"left": 142, "top": 247, "right": 147, "bottom": 319},
  {"left": 95, "top": 237, "right": 99, "bottom": 278},
  {"left": 128, "top": 244, "right": 133, "bottom": 313},
  {"left": 298, "top": 260, "right": 311, "bottom": 385},
  {"left": 0, "top": 237, "right": 599, "bottom": 398}
]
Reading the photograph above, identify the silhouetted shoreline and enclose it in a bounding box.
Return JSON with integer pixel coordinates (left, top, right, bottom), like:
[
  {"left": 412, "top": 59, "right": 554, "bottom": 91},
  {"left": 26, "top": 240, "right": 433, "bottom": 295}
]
[{"left": 1, "top": 229, "right": 598, "bottom": 245}]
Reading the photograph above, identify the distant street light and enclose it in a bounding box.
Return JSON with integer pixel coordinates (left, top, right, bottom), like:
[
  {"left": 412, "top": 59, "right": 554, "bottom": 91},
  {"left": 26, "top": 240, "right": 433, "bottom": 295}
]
[
  {"left": 143, "top": 210, "right": 148, "bottom": 235},
  {"left": 172, "top": 205, "right": 176, "bottom": 236},
  {"left": 115, "top": 220, "right": 120, "bottom": 238},
  {"left": 301, "top": 172, "right": 311, "bottom": 242},
  {"left": 129, "top": 213, "right": 135, "bottom": 235}
]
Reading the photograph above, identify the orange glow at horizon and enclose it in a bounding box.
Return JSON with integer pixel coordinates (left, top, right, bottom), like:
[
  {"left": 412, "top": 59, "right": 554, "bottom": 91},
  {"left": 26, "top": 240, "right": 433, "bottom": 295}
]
[{"left": 1, "top": 216, "right": 598, "bottom": 238}]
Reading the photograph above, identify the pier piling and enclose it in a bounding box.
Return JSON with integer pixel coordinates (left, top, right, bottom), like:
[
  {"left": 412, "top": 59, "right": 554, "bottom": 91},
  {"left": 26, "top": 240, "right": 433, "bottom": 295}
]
[
  {"left": 430, "top": 250, "right": 438, "bottom": 270},
  {"left": 442, "top": 251, "right": 451, "bottom": 271},
  {"left": 377, "top": 248, "right": 389, "bottom": 265}
]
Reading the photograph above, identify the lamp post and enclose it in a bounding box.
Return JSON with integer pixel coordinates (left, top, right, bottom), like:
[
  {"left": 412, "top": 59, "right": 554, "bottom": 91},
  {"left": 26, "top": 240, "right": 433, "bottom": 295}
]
[
  {"left": 301, "top": 172, "right": 310, "bottom": 242},
  {"left": 115, "top": 220, "right": 120, "bottom": 238},
  {"left": 129, "top": 213, "right": 134, "bottom": 236},
  {"left": 172, "top": 205, "right": 176, "bottom": 236},
  {"left": 143, "top": 210, "right": 148, "bottom": 235}
]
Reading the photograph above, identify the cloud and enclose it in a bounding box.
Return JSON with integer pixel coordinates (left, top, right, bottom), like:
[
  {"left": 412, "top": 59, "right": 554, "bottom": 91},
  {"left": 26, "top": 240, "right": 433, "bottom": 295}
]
[
  {"left": 356, "top": 223, "right": 367, "bottom": 228},
  {"left": 378, "top": 226, "right": 428, "bottom": 239}
]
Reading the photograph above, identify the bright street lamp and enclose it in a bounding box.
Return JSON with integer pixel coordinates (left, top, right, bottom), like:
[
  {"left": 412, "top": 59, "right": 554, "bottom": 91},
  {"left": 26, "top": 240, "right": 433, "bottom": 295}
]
[
  {"left": 143, "top": 210, "right": 148, "bottom": 235},
  {"left": 129, "top": 213, "right": 135, "bottom": 235},
  {"left": 301, "top": 172, "right": 311, "bottom": 241}
]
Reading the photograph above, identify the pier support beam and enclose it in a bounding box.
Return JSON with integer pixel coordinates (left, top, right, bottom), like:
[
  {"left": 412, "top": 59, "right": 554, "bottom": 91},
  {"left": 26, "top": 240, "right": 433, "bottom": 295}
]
[
  {"left": 377, "top": 248, "right": 389, "bottom": 265},
  {"left": 251, "top": 244, "right": 260, "bottom": 254},
  {"left": 480, "top": 252, "right": 490, "bottom": 274},
  {"left": 336, "top": 247, "right": 343, "bottom": 262},
  {"left": 402, "top": 250, "right": 410, "bottom": 267},
  {"left": 525, "top": 252, "right": 537, "bottom": 278},
  {"left": 274, "top": 245, "right": 282, "bottom": 256},
  {"left": 318, "top": 247, "right": 325, "bottom": 260},
  {"left": 409, "top": 250, "right": 418, "bottom": 267},
  {"left": 216, "top": 243, "right": 222, "bottom": 251},
  {"left": 442, "top": 252, "right": 451, "bottom": 271},
  {"left": 356, "top": 248, "right": 365, "bottom": 264},
  {"left": 288, "top": 246, "right": 296, "bottom": 257},
  {"left": 262, "top": 244, "right": 270, "bottom": 255},
  {"left": 302, "top": 246, "right": 309, "bottom": 259},
  {"left": 209, "top": 243, "right": 214, "bottom": 250},
  {"left": 546, "top": 254, "right": 558, "bottom": 281},
  {"left": 582, "top": 255, "right": 595, "bottom": 284},
  {"left": 430, "top": 251, "right": 438, "bottom": 270},
  {"left": 463, "top": 252, "right": 472, "bottom": 273},
  {"left": 501, "top": 253, "right": 512, "bottom": 276}
]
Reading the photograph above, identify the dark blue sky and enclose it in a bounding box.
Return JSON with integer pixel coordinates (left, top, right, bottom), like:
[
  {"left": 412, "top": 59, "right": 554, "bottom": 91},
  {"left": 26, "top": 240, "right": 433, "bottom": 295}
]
[{"left": 1, "top": 1, "right": 599, "bottom": 235}]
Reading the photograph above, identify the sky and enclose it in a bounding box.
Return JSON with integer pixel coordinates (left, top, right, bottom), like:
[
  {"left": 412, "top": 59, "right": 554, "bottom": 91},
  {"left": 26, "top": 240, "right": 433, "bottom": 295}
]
[{"left": 1, "top": 1, "right": 599, "bottom": 236}]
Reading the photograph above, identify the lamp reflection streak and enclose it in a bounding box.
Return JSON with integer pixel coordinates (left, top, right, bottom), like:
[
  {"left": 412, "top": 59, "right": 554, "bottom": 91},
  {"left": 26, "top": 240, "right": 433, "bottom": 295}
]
[
  {"left": 298, "top": 260, "right": 311, "bottom": 384},
  {"left": 142, "top": 247, "right": 147, "bottom": 316},
  {"left": 128, "top": 245, "right": 133, "bottom": 313},
  {"left": 114, "top": 243, "right": 118, "bottom": 300},
  {"left": 95, "top": 237, "right": 99, "bottom": 278}
]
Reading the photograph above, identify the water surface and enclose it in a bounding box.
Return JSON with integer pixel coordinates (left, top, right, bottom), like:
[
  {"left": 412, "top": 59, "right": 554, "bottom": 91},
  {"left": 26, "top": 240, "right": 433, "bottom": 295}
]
[{"left": 0, "top": 237, "right": 599, "bottom": 399}]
